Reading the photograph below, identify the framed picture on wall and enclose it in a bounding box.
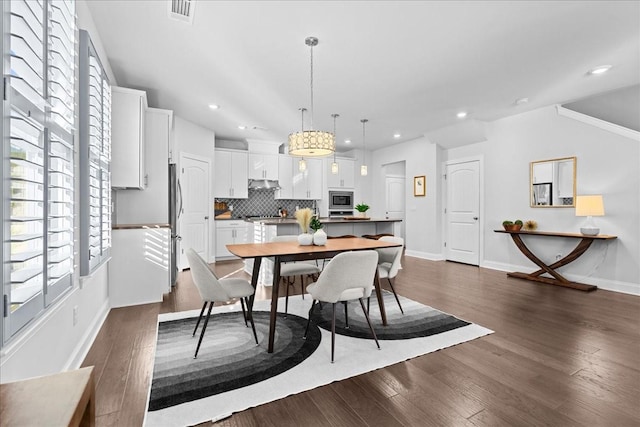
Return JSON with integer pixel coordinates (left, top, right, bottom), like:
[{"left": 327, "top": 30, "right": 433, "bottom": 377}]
[{"left": 414, "top": 175, "right": 426, "bottom": 197}]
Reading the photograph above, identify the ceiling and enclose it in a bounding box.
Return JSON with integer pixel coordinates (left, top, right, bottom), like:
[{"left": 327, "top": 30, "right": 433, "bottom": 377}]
[{"left": 86, "top": 1, "right": 640, "bottom": 152}]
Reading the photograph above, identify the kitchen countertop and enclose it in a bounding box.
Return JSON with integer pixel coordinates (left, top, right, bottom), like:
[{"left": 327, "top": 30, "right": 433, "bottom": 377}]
[
  {"left": 112, "top": 223, "right": 171, "bottom": 230},
  {"left": 250, "top": 217, "right": 401, "bottom": 225}
]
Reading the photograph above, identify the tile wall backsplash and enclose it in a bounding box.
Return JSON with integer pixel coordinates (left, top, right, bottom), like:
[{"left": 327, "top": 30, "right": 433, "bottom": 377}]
[{"left": 216, "top": 190, "right": 315, "bottom": 218}]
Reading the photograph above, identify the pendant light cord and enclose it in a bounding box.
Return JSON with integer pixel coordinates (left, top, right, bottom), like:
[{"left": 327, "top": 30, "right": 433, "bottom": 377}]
[{"left": 309, "top": 44, "right": 314, "bottom": 130}]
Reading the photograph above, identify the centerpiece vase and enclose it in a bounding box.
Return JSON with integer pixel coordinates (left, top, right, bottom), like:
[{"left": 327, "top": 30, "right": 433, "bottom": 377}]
[
  {"left": 313, "top": 229, "right": 327, "bottom": 245},
  {"left": 297, "top": 233, "right": 313, "bottom": 245}
]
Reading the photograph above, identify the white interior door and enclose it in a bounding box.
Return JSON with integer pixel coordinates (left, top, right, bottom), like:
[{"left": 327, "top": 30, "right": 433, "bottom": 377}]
[
  {"left": 385, "top": 175, "right": 405, "bottom": 239},
  {"left": 445, "top": 160, "right": 480, "bottom": 265},
  {"left": 179, "top": 153, "right": 210, "bottom": 269}
]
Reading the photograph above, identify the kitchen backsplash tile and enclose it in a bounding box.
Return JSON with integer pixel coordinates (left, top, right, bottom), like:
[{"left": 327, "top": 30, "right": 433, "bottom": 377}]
[{"left": 216, "top": 190, "right": 315, "bottom": 218}]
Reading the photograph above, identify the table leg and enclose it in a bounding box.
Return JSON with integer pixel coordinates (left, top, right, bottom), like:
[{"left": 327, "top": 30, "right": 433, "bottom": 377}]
[
  {"left": 508, "top": 234, "right": 597, "bottom": 291},
  {"left": 268, "top": 256, "right": 281, "bottom": 353},
  {"left": 373, "top": 269, "right": 388, "bottom": 326}
]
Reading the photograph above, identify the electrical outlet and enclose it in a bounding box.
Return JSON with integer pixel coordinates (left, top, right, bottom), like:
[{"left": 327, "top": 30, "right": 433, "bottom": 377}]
[
  {"left": 556, "top": 253, "right": 562, "bottom": 261},
  {"left": 73, "top": 306, "right": 78, "bottom": 326}
]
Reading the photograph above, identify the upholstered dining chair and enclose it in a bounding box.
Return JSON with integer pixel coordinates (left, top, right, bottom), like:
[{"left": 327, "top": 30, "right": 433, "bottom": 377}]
[
  {"left": 186, "top": 248, "right": 258, "bottom": 358},
  {"left": 304, "top": 250, "right": 380, "bottom": 362},
  {"left": 271, "top": 235, "right": 321, "bottom": 314},
  {"left": 374, "top": 236, "right": 405, "bottom": 314}
]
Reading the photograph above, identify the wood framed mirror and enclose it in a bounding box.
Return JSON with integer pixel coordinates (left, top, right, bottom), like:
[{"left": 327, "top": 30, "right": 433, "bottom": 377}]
[{"left": 530, "top": 156, "right": 576, "bottom": 207}]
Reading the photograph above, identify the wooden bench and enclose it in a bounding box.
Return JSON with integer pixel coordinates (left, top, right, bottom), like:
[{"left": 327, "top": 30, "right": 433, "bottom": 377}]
[{"left": 0, "top": 366, "right": 95, "bottom": 427}]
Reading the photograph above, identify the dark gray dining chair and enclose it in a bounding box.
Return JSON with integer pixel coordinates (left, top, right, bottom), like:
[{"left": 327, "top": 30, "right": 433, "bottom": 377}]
[
  {"left": 186, "top": 248, "right": 258, "bottom": 358},
  {"left": 304, "top": 250, "right": 380, "bottom": 362}
]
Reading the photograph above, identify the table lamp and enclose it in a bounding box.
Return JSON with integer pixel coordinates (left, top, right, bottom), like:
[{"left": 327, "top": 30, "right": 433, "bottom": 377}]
[{"left": 575, "top": 195, "right": 605, "bottom": 236}]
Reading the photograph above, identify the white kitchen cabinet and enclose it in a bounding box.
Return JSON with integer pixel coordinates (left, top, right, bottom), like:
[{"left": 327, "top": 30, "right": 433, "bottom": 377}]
[
  {"left": 116, "top": 108, "right": 172, "bottom": 224},
  {"left": 275, "top": 154, "right": 293, "bottom": 199},
  {"left": 111, "top": 87, "right": 148, "bottom": 189},
  {"left": 293, "top": 157, "right": 323, "bottom": 200},
  {"left": 248, "top": 153, "right": 278, "bottom": 180},
  {"left": 214, "top": 149, "right": 248, "bottom": 198},
  {"left": 216, "top": 220, "right": 250, "bottom": 259},
  {"left": 109, "top": 227, "right": 169, "bottom": 307},
  {"left": 327, "top": 157, "right": 355, "bottom": 188}
]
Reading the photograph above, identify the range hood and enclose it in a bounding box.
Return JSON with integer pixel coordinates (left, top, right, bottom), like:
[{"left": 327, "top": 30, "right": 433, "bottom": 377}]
[{"left": 248, "top": 179, "right": 281, "bottom": 190}]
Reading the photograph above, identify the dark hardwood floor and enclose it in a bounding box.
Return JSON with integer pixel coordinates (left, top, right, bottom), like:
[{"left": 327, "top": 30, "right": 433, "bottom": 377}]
[{"left": 81, "top": 256, "right": 640, "bottom": 426}]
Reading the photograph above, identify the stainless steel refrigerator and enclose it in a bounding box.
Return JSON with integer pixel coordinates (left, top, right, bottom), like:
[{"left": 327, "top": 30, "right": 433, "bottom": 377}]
[{"left": 169, "top": 164, "right": 182, "bottom": 286}]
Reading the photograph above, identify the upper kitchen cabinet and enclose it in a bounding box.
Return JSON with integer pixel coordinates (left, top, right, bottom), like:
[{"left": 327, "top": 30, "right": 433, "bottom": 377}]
[
  {"left": 293, "top": 157, "right": 323, "bottom": 200},
  {"left": 214, "top": 149, "right": 248, "bottom": 198},
  {"left": 327, "top": 157, "right": 355, "bottom": 189},
  {"left": 111, "top": 86, "right": 148, "bottom": 189},
  {"left": 275, "top": 154, "right": 293, "bottom": 199},
  {"left": 248, "top": 153, "right": 278, "bottom": 180}
]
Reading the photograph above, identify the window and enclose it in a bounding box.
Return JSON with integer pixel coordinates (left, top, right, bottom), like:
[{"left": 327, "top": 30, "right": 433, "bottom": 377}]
[
  {"left": 3, "top": 0, "right": 76, "bottom": 342},
  {"left": 79, "top": 29, "right": 111, "bottom": 275}
]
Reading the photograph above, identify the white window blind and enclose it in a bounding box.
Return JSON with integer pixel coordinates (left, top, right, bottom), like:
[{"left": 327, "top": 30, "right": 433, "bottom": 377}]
[{"left": 3, "top": 0, "right": 76, "bottom": 341}]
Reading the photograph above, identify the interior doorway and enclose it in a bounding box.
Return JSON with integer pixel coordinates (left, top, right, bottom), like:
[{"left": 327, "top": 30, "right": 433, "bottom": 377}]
[
  {"left": 444, "top": 159, "right": 481, "bottom": 265},
  {"left": 383, "top": 161, "right": 406, "bottom": 240},
  {"left": 179, "top": 152, "right": 211, "bottom": 269}
]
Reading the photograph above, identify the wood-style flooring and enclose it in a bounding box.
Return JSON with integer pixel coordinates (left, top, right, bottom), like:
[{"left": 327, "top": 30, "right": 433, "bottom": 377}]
[{"left": 81, "top": 256, "right": 640, "bottom": 426}]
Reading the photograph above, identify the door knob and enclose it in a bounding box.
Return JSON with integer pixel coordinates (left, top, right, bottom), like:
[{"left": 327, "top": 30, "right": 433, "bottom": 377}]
[
  {"left": 204, "top": 216, "right": 209, "bottom": 220},
  {"left": 473, "top": 216, "right": 479, "bottom": 220}
]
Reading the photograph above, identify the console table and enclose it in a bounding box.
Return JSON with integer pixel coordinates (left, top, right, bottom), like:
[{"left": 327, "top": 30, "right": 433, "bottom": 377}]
[{"left": 495, "top": 230, "right": 617, "bottom": 291}]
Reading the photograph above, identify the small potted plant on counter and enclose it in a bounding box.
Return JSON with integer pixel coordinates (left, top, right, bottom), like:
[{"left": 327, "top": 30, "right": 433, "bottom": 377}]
[
  {"left": 355, "top": 203, "right": 370, "bottom": 218},
  {"left": 309, "top": 216, "right": 327, "bottom": 245}
]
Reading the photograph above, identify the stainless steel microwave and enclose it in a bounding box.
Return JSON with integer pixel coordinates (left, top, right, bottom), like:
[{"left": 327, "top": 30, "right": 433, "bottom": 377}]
[{"left": 329, "top": 191, "right": 354, "bottom": 210}]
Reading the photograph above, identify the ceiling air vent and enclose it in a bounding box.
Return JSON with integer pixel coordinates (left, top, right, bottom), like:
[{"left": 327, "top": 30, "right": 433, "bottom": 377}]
[{"left": 168, "top": 0, "right": 195, "bottom": 24}]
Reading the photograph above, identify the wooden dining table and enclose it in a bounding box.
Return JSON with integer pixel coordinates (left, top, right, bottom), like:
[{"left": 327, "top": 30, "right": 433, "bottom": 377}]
[{"left": 226, "top": 237, "right": 403, "bottom": 353}]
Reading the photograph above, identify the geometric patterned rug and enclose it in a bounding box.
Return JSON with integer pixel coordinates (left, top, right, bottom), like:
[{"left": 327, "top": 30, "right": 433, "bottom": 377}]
[{"left": 145, "top": 293, "right": 492, "bottom": 426}]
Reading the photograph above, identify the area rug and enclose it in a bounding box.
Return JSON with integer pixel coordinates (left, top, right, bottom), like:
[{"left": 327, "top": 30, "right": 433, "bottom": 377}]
[{"left": 145, "top": 293, "right": 493, "bottom": 427}]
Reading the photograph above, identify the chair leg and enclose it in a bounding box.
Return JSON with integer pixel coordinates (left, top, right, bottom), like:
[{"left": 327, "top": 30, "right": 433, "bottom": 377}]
[
  {"left": 240, "top": 298, "right": 248, "bottom": 326},
  {"left": 246, "top": 297, "right": 259, "bottom": 345},
  {"left": 367, "top": 296, "right": 370, "bottom": 314},
  {"left": 194, "top": 302, "right": 215, "bottom": 358},
  {"left": 331, "top": 303, "right": 336, "bottom": 363},
  {"left": 359, "top": 298, "right": 380, "bottom": 350},
  {"left": 284, "top": 276, "right": 291, "bottom": 315},
  {"left": 387, "top": 278, "right": 404, "bottom": 314},
  {"left": 192, "top": 302, "right": 207, "bottom": 337},
  {"left": 300, "top": 275, "right": 305, "bottom": 299},
  {"left": 304, "top": 300, "right": 317, "bottom": 338},
  {"left": 343, "top": 301, "right": 349, "bottom": 329}
]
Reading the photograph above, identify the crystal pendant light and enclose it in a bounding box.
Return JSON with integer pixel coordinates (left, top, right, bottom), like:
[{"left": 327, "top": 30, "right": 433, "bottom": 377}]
[
  {"left": 360, "top": 119, "right": 368, "bottom": 176},
  {"left": 288, "top": 37, "right": 336, "bottom": 158},
  {"left": 331, "top": 114, "right": 339, "bottom": 174}
]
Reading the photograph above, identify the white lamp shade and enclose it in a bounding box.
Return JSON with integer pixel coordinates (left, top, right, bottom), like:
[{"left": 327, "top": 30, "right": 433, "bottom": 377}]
[
  {"left": 288, "top": 131, "right": 336, "bottom": 157},
  {"left": 360, "top": 165, "right": 368, "bottom": 176},
  {"left": 575, "top": 195, "right": 605, "bottom": 217},
  {"left": 331, "top": 161, "right": 339, "bottom": 174},
  {"left": 298, "top": 158, "right": 307, "bottom": 171}
]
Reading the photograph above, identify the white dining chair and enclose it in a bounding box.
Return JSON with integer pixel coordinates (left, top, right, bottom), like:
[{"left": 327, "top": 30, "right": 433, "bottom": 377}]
[
  {"left": 271, "top": 235, "right": 321, "bottom": 314},
  {"left": 375, "top": 236, "right": 405, "bottom": 314},
  {"left": 303, "top": 250, "right": 380, "bottom": 362},
  {"left": 186, "top": 248, "right": 258, "bottom": 358}
]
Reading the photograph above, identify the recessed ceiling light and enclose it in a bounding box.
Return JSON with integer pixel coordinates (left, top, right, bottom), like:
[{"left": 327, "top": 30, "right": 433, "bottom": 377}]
[
  {"left": 457, "top": 111, "right": 467, "bottom": 119},
  {"left": 393, "top": 133, "right": 401, "bottom": 138},
  {"left": 344, "top": 139, "right": 351, "bottom": 144},
  {"left": 238, "top": 125, "right": 247, "bottom": 130},
  {"left": 208, "top": 104, "right": 220, "bottom": 110},
  {"left": 515, "top": 97, "right": 529, "bottom": 105},
  {"left": 588, "top": 65, "right": 612, "bottom": 75}
]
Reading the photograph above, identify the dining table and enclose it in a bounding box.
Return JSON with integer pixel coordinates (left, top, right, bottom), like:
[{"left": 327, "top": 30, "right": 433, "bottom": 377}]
[{"left": 226, "top": 237, "right": 403, "bottom": 353}]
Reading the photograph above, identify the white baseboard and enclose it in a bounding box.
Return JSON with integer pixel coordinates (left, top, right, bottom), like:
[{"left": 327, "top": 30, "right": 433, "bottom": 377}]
[
  {"left": 405, "top": 250, "right": 444, "bottom": 261},
  {"left": 65, "top": 300, "right": 110, "bottom": 370},
  {"left": 481, "top": 260, "right": 640, "bottom": 296}
]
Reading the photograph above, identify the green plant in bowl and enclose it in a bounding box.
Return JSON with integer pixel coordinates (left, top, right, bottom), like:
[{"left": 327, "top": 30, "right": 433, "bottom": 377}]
[
  {"left": 309, "top": 216, "right": 323, "bottom": 232},
  {"left": 355, "top": 203, "right": 370, "bottom": 213}
]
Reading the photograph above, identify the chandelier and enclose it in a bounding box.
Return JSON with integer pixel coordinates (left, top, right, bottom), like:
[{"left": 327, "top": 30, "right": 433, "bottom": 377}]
[{"left": 288, "top": 36, "right": 336, "bottom": 158}]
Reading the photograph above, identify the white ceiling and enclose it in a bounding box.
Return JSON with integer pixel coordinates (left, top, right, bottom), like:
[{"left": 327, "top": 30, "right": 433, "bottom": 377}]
[{"left": 86, "top": 1, "right": 640, "bottom": 152}]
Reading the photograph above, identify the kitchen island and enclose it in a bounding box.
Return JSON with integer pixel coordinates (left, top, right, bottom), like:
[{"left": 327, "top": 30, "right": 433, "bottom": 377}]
[{"left": 244, "top": 217, "right": 402, "bottom": 285}]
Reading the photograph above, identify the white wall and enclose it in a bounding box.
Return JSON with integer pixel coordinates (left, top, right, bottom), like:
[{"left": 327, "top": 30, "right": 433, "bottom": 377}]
[
  {"left": 446, "top": 106, "right": 640, "bottom": 294},
  {"left": 1, "top": 1, "right": 114, "bottom": 382},
  {"left": 370, "top": 138, "right": 444, "bottom": 259},
  {"left": 173, "top": 117, "right": 216, "bottom": 264}
]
